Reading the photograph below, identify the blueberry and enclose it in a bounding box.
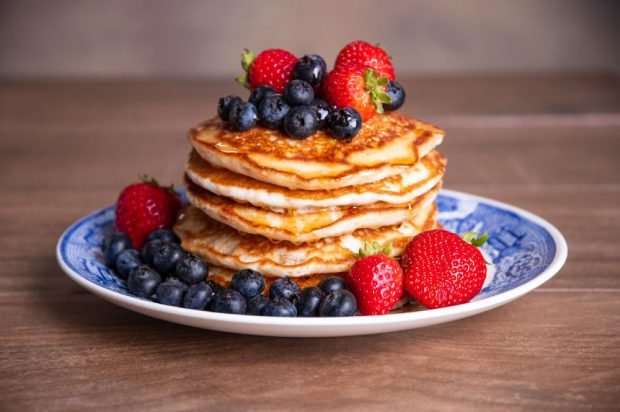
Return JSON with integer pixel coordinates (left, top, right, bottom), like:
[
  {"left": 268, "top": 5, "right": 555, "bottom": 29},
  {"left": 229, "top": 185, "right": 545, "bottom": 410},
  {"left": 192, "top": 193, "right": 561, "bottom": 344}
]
[
  {"left": 104, "top": 232, "right": 132, "bottom": 268},
  {"left": 296, "top": 286, "right": 325, "bottom": 317},
  {"left": 246, "top": 295, "right": 270, "bottom": 315},
  {"left": 269, "top": 276, "right": 302, "bottom": 303},
  {"left": 115, "top": 249, "right": 142, "bottom": 279},
  {"left": 175, "top": 254, "right": 208, "bottom": 285},
  {"left": 206, "top": 279, "right": 224, "bottom": 295},
  {"left": 231, "top": 269, "right": 265, "bottom": 298},
  {"left": 183, "top": 282, "right": 213, "bottom": 310},
  {"left": 127, "top": 265, "right": 162, "bottom": 298},
  {"left": 283, "top": 80, "right": 314, "bottom": 106},
  {"left": 209, "top": 289, "right": 247, "bottom": 314},
  {"left": 293, "top": 54, "right": 327, "bottom": 86},
  {"left": 283, "top": 106, "right": 318, "bottom": 139},
  {"left": 383, "top": 81, "right": 406, "bottom": 111},
  {"left": 249, "top": 85, "right": 276, "bottom": 108},
  {"left": 146, "top": 228, "right": 179, "bottom": 244},
  {"left": 327, "top": 107, "right": 362, "bottom": 140},
  {"left": 229, "top": 102, "right": 257, "bottom": 131},
  {"left": 261, "top": 298, "right": 297, "bottom": 317},
  {"left": 318, "top": 276, "right": 347, "bottom": 295},
  {"left": 140, "top": 239, "right": 163, "bottom": 266},
  {"left": 152, "top": 242, "right": 185, "bottom": 276},
  {"left": 310, "top": 98, "right": 332, "bottom": 129},
  {"left": 258, "top": 94, "right": 291, "bottom": 129},
  {"left": 155, "top": 278, "right": 187, "bottom": 307},
  {"left": 217, "top": 95, "right": 243, "bottom": 121},
  {"left": 319, "top": 290, "right": 357, "bottom": 317}
]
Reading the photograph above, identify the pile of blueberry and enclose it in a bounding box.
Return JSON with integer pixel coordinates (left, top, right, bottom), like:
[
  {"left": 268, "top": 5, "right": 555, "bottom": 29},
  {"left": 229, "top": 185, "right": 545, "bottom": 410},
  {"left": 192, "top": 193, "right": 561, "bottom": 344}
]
[
  {"left": 103, "top": 229, "right": 357, "bottom": 317},
  {"left": 218, "top": 54, "right": 362, "bottom": 140}
]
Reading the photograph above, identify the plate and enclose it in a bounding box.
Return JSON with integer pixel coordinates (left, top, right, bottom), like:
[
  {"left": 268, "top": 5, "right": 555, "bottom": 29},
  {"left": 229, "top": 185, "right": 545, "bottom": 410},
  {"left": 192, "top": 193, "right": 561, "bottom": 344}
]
[{"left": 56, "top": 189, "right": 567, "bottom": 337}]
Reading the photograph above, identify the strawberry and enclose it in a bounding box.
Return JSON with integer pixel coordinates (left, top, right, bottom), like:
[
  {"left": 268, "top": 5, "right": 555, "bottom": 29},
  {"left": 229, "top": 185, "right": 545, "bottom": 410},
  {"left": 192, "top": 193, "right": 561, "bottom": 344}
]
[
  {"left": 402, "top": 230, "right": 488, "bottom": 309},
  {"left": 347, "top": 242, "right": 404, "bottom": 315},
  {"left": 236, "top": 48, "right": 298, "bottom": 93},
  {"left": 321, "top": 63, "right": 391, "bottom": 121},
  {"left": 335, "top": 40, "right": 395, "bottom": 81},
  {"left": 115, "top": 176, "right": 182, "bottom": 249}
]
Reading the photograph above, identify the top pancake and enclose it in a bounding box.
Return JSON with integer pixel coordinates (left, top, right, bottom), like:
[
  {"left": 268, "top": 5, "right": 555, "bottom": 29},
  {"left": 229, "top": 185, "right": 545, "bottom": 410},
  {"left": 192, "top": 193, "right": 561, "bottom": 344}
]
[{"left": 189, "top": 112, "right": 444, "bottom": 190}]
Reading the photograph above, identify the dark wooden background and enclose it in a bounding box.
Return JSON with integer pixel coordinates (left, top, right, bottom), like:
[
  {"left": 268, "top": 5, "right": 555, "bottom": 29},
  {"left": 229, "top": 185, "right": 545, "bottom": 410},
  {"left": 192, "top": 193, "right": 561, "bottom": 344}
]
[{"left": 1, "top": 73, "right": 619, "bottom": 411}]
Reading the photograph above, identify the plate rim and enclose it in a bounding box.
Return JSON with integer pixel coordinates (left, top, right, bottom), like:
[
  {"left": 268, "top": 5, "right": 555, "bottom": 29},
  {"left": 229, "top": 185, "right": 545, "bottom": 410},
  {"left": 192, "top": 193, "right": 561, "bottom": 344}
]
[{"left": 56, "top": 188, "right": 568, "bottom": 328}]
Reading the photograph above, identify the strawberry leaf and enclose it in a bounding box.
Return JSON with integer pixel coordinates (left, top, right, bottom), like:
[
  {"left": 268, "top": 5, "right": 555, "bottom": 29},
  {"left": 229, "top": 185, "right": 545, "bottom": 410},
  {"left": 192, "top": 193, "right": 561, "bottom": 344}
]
[
  {"left": 235, "top": 48, "right": 256, "bottom": 88},
  {"left": 138, "top": 174, "right": 177, "bottom": 196},
  {"left": 356, "top": 241, "right": 393, "bottom": 257},
  {"left": 460, "top": 231, "right": 489, "bottom": 247},
  {"left": 364, "top": 68, "right": 392, "bottom": 114}
]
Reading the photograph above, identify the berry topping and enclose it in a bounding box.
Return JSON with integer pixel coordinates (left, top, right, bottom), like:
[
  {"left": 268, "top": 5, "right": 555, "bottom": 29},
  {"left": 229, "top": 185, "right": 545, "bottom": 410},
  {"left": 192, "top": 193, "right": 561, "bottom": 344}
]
[
  {"left": 228, "top": 102, "right": 258, "bottom": 131},
  {"left": 269, "top": 276, "right": 302, "bottom": 303},
  {"left": 335, "top": 40, "right": 395, "bottom": 80},
  {"left": 318, "top": 276, "right": 347, "bottom": 295},
  {"left": 383, "top": 81, "right": 406, "bottom": 111},
  {"left": 327, "top": 107, "right": 362, "bottom": 139},
  {"left": 283, "top": 79, "right": 315, "bottom": 106},
  {"left": 183, "top": 281, "right": 213, "bottom": 310},
  {"left": 209, "top": 289, "right": 247, "bottom": 314},
  {"left": 231, "top": 269, "right": 266, "bottom": 298},
  {"left": 347, "top": 241, "right": 403, "bottom": 315},
  {"left": 127, "top": 265, "right": 162, "bottom": 298},
  {"left": 258, "top": 94, "right": 291, "bottom": 129},
  {"left": 296, "top": 286, "right": 325, "bottom": 317},
  {"left": 103, "top": 231, "right": 132, "bottom": 268},
  {"left": 293, "top": 54, "right": 327, "bottom": 86},
  {"left": 402, "top": 230, "right": 488, "bottom": 309},
  {"left": 217, "top": 95, "right": 243, "bottom": 121},
  {"left": 319, "top": 290, "right": 357, "bottom": 317},
  {"left": 155, "top": 278, "right": 187, "bottom": 307},
  {"left": 309, "top": 98, "right": 332, "bottom": 129},
  {"left": 174, "top": 253, "right": 208, "bottom": 285},
  {"left": 115, "top": 249, "right": 142, "bottom": 279},
  {"left": 115, "top": 176, "right": 181, "bottom": 249},
  {"left": 249, "top": 85, "right": 276, "bottom": 108},
  {"left": 261, "top": 298, "right": 298, "bottom": 317},
  {"left": 140, "top": 239, "right": 162, "bottom": 266},
  {"left": 237, "top": 48, "right": 298, "bottom": 93},
  {"left": 283, "top": 106, "right": 318, "bottom": 139},
  {"left": 146, "top": 228, "right": 180, "bottom": 244},
  {"left": 152, "top": 242, "right": 185, "bottom": 276},
  {"left": 246, "top": 294, "right": 270, "bottom": 316}
]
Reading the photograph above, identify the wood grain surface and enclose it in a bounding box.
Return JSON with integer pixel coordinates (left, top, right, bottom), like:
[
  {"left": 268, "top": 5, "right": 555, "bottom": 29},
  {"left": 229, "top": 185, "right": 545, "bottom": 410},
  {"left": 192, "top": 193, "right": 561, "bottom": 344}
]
[{"left": 1, "top": 73, "right": 619, "bottom": 411}]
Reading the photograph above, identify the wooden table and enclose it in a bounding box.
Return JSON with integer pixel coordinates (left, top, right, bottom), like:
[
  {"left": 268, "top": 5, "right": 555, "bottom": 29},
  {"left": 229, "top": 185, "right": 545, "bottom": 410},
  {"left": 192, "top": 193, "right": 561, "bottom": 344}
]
[{"left": 1, "top": 74, "right": 619, "bottom": 411}]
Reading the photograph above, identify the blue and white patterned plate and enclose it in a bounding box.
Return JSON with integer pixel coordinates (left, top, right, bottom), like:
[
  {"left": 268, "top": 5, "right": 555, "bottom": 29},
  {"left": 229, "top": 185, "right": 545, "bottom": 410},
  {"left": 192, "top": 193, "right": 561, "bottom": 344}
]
[{"left": 56, "top": 189, "right": 567, "bottom": 337}]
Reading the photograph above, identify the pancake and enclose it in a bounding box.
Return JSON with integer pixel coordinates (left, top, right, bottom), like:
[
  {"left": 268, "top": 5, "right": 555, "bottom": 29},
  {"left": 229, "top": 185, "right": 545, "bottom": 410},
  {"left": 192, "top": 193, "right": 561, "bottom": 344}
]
[
  {"left": 189, "top": 112, "right": 444, "bottom": 190},
  {"left": 184, "top": 174, "right": 441, "bottom": 243},
  {"left": 173, "top": 201, "right": 438, "bottom": 278},
  {"left": 185, "top": 149, "right": 446, "bottom": 210}
]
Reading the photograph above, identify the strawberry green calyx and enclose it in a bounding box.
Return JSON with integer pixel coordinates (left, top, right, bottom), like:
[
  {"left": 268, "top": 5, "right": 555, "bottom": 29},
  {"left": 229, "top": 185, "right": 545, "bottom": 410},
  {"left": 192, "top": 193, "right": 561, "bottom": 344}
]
[
  {"left": 364, "top": 68, "right": 391, "bottom": 114},
  {"left": 356, "top": 241, "right": 393, "bottom": 258},
  {"left": 235, "top": 48, "right": 256, "bottom": 88},
  {"left": 139, "top": 174, "right": 177, "bottom": 196},
  {"left": 460, "top": 231, "right": 489, "bottom": 247}
]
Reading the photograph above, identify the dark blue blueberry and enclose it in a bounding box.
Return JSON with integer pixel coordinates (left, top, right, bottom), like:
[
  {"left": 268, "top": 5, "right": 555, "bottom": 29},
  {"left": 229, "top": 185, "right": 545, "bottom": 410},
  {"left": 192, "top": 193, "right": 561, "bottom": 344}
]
[
  {"left": 327, "top": 107, "right": 362, "bottom": 140},
  {"left": 318, "top": 276, "right": 347, "bottom": 295},
  {"left": 229, "top": 102, "right": 257, "bottom": 131},
  {"left": 115, "top": 249, "right": 142, "bottom": 279},
  {"left": 127, "top": 265, "right": 162, "bottom": 298},
  {"left": 310, "top": 98, "right": 332, "bottom": 129},
  {"left": 146, "top": 228, "right": 179, "bottom": 244},
  {"left": 209, "top": 289, "right": 247, "bottom": 314},
  {"left": 269, "top": 276, "right": 302, "bottom": 303},
  {"left": 206, "top": 279, "right": 224, "bottom": 295},
  {"left": 283, "top": 106, "right": 318, "bottom": 139},
  {"left": 231, "top": 269, "right": 265, "bottom": 298},
  {"left": 104, "top": 232, "right": 132, "bottom": 268},
  {"left": 183, "top": 282, "right": 213, "bottom": 310},
  {"left": 293, "top": 54, "right": 327, "bottom": 86},
  {"left": 261, "top": 298, "right": 297, "bottom": 317},
  {"left": 174, "top": 254, "right": 208, "bottom": 285},
  {"left": 217, "top": 95, "right": 243, "bottom": 121},
  {"left": 383, "top": 81, "right": 406, "bottom": 111},
  {"left": 152, "top": 242, "right": 185, "bottom": 276},
  {"left": 283, "top": 80, "right": 314, "bottom": 106},
  {"left": 249, "top": 85, "right": 276, "bottom": 108},
  {"left": 155, "top": 278, "right": 187, "bottom": 307},
  {"left": 319, "top": 290, "right": 357, "bottom": 317},
  {"left": 246, "top": 294, "right": 270, "bottom": 315},
  {"left": 140, "top": 239, "right": 162, "bottom": 266},
  {"left": 296, "top": 286, "right": 325, "bottom": 317},
  {"left": 258, "top": 94, "right": 291, "bottom": 129}
]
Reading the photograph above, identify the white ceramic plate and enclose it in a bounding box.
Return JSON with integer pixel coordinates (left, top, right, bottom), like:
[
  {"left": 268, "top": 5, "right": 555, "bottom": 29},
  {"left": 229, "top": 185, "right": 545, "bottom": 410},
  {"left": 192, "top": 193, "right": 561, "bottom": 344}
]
[{"left": 56, "top": 189, "right": 567, "bottom": 337}]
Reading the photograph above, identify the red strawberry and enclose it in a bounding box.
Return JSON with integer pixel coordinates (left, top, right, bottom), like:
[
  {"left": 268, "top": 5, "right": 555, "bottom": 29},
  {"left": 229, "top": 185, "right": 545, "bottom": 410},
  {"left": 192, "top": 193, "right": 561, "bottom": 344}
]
[
  {"left": 402, "top": 230, "right": 488, "bottom": 309},
  {"left": 115, "top": 176, "right": 182, "bottom": 249},
  {"left": 335, "top": 40, "right": 395, "bottom": 81},
  {"left": 347, "top": 242, "right": 404, "bottom": 315},
  {"left": 321, "top": 62, "right": 391, "bottom": 121},
  {"left": 236, "top": 48, "right": 298, "bottom": 93}
]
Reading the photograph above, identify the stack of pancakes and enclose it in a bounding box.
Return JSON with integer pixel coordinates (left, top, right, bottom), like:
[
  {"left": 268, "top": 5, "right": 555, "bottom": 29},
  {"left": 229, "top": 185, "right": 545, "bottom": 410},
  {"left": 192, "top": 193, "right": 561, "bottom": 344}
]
[{"left": 174, "top": 112, "right": 446, "bottom": 290}]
